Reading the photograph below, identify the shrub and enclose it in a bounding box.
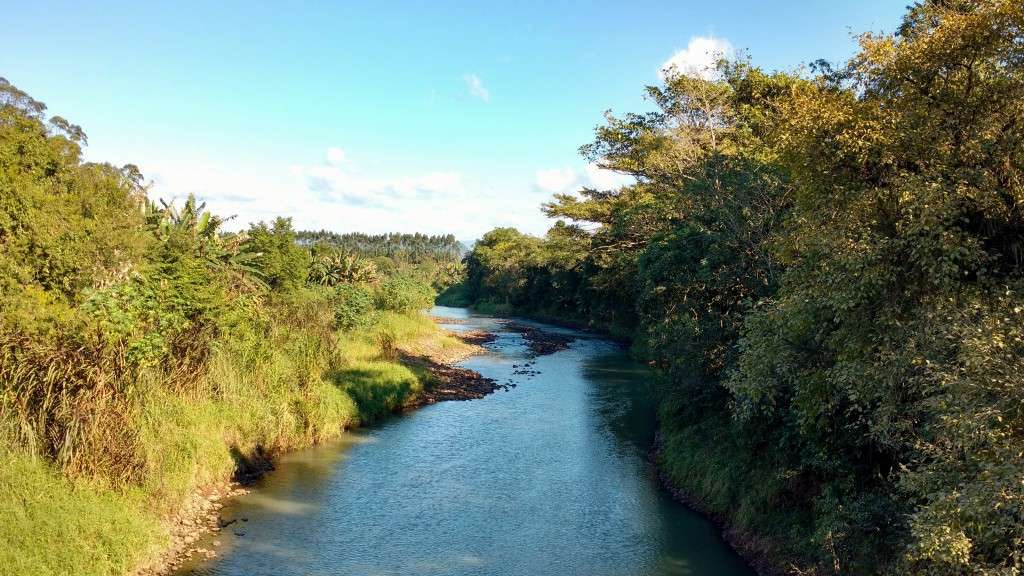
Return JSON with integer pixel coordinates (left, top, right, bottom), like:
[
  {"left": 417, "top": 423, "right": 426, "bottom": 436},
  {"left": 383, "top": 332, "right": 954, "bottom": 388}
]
[
  {"left": 332, "top": 284, "right": 375, "bottom": 330},
  {"left": 373, "top": 276, "right": 435, "bottom": 314},
  {"left": 247, "top": 218, "right": 310, "bottom": 293},
  {"left": 434, "top": 282, "right": 471, "bottom": 307}
]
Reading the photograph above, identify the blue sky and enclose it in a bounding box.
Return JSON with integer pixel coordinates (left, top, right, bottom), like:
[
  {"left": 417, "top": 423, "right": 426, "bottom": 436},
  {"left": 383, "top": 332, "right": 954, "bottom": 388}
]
[{"left": 3, "top": 1, "right": 906, "bottom": 241}]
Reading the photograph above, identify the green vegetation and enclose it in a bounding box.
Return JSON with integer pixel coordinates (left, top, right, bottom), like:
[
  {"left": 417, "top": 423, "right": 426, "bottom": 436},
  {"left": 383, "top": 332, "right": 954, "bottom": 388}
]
[
  {"left": 302, "top": 229, "right": 466, "bottom": 301},
  {"left": 458, "top": 2, "right": 1024, "bottom": 573},
  {"left": 374, "top": 276, "right": 438, "bottom": 314},
  {"left": 296, "top": 230, "right": 465, "bottom": 262},
  {"left": 0, "top": 77, "right": 470, "bottom": 575},
  {"left": 0, "top": 446, "right": 157, "bottom": 576}
]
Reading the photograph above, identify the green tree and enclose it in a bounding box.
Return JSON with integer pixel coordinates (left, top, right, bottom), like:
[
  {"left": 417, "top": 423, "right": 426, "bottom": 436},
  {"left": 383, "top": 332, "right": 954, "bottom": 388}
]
[
  {"left": 727, "top": 2, "right": 1024, "bottom": 572},
  {"left": 247, "top": 217, "right": 310, "bottom": 292},
  {"left": 463, "top": 227, "right": 544, "bottom": 307}
]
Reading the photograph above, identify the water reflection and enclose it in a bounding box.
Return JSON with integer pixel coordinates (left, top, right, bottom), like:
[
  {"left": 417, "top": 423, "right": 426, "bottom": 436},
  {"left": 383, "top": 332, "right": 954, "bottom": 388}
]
[{"left": 177, "top": 307, "right": 752, "bottom": 576}]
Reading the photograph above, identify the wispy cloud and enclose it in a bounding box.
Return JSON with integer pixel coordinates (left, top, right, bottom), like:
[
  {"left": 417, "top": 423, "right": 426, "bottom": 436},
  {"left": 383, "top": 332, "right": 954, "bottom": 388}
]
[
  {"left": 294, "top": 151, "right": 464, "bottom": 209},
  {"left": 659, "top": 36, "right": 733, "bottom": 81},
  {"left": 280, "top": 148, "right": 556, "bottom": 240},
  {"left": 141, "top": 148, "right": 596, "bottom": 243},
  {"left": 463, "top": 73, "right": 490, "bottom": 102}
]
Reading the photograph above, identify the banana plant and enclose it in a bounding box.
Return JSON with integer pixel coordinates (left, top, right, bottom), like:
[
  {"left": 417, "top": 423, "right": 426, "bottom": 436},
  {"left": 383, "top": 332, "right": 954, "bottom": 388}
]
[
  {"left": 308, "top": 252, "right": 380, "bottom": 286},
  {"left": 146, "top": 194, "right": 265, "bottom": 284}
]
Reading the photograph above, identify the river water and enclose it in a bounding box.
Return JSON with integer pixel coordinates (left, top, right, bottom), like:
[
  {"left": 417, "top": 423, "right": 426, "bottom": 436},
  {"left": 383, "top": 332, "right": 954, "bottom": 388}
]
[{"left": 176, "top": 307, "right": 753, "bottom": 576}]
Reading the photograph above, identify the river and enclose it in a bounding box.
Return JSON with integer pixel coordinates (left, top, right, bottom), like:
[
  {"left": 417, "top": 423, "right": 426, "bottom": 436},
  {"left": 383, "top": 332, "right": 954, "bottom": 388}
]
[{"left": 175, "top": 306, "right": 753, "bottom": 576}]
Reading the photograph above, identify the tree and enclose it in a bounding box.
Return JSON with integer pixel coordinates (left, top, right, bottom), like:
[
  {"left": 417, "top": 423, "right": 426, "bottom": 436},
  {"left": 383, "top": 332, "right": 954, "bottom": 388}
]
[{"left": 247, "top": 217, "right": 310, "bottom": 292}]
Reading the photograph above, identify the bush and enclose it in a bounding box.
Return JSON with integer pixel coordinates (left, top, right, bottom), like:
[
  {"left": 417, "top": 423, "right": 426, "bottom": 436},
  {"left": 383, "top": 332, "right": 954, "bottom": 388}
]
[
  {"left": 247, "top": 218, "right": 310, "bottom": 292},
  {"left": 332, "top": 284, "right": 375, "bottom": 330},
  {"left": 373, "top": 277, "right": 435, "bottom": 314}
]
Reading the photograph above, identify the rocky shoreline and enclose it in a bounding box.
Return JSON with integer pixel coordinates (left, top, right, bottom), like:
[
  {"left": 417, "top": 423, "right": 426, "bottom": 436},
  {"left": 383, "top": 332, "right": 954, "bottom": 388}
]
[
  {"left": 404, "top": 352, "right": 505, "bottom": 404},
  {"left": 134, "top": 483, "right": 249, "bottom": 575},
  {"left": 406, "top": 324, "right": 505, "bottom": 404}
]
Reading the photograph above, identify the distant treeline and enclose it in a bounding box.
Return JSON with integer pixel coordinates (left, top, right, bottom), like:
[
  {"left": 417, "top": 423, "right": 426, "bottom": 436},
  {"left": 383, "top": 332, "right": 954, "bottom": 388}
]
[
  {"left": 296, "top": 230, "right": 466, "bottom": 262},
  {"left": 456, "top": 2, "right": 1024, "bottom": 575}
]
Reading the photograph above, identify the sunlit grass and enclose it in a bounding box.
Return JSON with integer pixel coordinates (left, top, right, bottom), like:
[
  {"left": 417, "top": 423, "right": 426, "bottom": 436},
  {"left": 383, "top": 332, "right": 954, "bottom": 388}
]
[
  {"left": 330, "top": 311, "right": 473, "bottom": 422},
  {"left": 0, "top": 442, "right": 162, "bottom": 576},
  {"left": 332, "top": 360, "right": 421, "bottom": 422}
]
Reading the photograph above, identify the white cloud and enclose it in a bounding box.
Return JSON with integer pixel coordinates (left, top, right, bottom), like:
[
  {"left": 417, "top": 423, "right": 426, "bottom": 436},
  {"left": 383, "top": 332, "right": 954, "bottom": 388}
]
[
  {"left": 659, "top": 36, "right": 733, "bottom": 81},
  {"left": 463, "top": 73, "right": 490, "bottom": 102},
  {"left": 584, "top": 163, "right": 632, "bottom": 190},
  {"left": 535, "top": 167, "right": 577, "bottom": 193},
  {"left": 326, "top": 147, "right": 348, "bottom": 166}
]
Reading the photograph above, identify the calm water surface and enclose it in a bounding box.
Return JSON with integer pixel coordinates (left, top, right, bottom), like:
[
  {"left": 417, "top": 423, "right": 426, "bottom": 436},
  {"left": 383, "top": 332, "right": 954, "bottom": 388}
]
[{"left": 177, "top": 307, "right": 753, "bottom": 576}]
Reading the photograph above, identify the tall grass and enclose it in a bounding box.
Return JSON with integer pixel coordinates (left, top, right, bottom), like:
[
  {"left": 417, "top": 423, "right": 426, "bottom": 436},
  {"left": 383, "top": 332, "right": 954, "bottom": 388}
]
[
  {"left": 0, "top": 331, "right": 144, "bottom": 487},
  {"left": 656, "top": 390, "right": 818, "bottom": 569}
]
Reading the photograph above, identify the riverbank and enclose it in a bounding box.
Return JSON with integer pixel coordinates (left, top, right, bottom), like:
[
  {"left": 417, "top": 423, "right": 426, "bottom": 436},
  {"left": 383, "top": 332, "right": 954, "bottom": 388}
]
[
  {"left": 652, "top": 430, "right": 778, "bottom": 576},
  {"left": 143, "top": 313, "right": 499, "bottom": 575},
  {"left": 0, "top": 307, "right": 492, "bottom": 576}
]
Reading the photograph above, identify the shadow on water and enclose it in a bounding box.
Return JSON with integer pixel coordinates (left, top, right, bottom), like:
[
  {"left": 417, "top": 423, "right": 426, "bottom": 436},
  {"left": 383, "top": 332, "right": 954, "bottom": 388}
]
[
  {"left": 176, "top": 307, "right": 753, "bottom": 576},
  {"left": 582, "top": 352, "right": 661, "bottom": 451}
]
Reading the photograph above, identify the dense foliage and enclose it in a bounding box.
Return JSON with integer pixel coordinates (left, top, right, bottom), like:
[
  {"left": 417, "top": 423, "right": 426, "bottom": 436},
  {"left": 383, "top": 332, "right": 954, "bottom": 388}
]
[
  {"left": 459, "top": 2, "right": 1024, "bottom": 573},
  {"left": 0, "top": 76, "right": 463, "bottom": 575}
]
